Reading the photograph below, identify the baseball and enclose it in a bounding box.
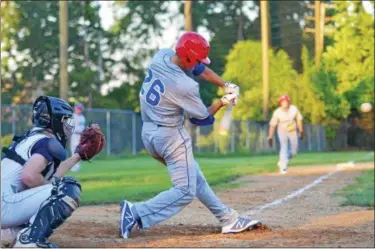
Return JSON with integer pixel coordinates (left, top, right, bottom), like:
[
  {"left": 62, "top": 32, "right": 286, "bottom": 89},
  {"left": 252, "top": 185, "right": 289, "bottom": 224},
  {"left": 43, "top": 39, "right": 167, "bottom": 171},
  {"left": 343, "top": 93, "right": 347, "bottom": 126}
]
[{"left": 360, "top": 103, "right": 372, "bottom": 113}]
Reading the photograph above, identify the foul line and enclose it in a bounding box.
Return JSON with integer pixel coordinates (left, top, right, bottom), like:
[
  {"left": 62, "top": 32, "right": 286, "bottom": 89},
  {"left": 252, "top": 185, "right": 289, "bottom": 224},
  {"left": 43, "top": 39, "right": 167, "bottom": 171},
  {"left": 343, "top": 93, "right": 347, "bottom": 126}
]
[
  {"left": 247, "top": 168, "right": 341, "bottom": 216},
  {"left": 247, "top": 152, "right": 374, "bottom": 216}
]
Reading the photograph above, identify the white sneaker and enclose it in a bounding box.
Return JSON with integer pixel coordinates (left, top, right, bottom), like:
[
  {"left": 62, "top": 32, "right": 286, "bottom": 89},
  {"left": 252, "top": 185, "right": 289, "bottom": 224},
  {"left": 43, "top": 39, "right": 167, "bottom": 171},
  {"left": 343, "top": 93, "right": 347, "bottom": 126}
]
[
  {"left": 221, "top": 217, "right": 261, "bottom": 234},
  {"left": 14, "top": 228, "right": 58, "bottom": 248},
  {"left": 280, "top": 169, "right": 287, "bottom": 175}
]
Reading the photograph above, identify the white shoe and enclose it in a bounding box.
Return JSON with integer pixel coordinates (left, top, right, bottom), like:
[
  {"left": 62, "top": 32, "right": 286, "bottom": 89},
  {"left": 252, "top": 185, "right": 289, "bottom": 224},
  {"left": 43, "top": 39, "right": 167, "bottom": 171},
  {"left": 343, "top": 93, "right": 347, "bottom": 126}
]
[
  {"left": 280, "top": 169, "right": 287, "bottom": 175},
  {"left": 14, "top": 228, "right": 58, "bottom": 248},
  {"left": 221, "top": 217, "right": 261, "bottom": 234}
]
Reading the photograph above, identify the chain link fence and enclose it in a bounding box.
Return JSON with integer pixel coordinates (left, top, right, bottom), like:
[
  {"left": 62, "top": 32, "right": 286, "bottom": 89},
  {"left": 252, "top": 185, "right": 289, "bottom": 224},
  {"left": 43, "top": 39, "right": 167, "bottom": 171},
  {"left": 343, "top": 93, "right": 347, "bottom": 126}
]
[{"left": 1, "top": 105, "right": 328, "bottom": 156}]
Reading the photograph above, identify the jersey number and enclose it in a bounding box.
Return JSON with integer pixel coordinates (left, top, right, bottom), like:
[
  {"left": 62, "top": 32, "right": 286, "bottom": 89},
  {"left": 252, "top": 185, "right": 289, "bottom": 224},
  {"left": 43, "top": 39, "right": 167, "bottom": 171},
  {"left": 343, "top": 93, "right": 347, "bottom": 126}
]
[{"left": 142, "top": 68, "right": 165, "bottom": 106}]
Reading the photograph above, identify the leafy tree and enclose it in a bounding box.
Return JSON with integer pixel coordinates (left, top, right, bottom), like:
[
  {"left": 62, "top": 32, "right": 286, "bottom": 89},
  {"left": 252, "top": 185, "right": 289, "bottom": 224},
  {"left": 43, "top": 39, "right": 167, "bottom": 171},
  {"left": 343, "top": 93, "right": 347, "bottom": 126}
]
[
  {"left": 323, "top": 0, "right": 374, "bottom": 108},
  {"left": 1, "top": 1, "right": 112, "bottom": 105},
  {"left": 221, "top": 40, "right": 299, "bottom": 120}
]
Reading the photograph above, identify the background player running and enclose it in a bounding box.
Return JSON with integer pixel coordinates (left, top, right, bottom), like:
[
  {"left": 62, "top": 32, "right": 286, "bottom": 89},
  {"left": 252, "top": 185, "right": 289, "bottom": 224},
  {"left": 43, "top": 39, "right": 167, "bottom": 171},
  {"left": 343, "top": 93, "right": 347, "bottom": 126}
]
[{"left": 267, "top": 94, "right": 304, "bottom": 174}]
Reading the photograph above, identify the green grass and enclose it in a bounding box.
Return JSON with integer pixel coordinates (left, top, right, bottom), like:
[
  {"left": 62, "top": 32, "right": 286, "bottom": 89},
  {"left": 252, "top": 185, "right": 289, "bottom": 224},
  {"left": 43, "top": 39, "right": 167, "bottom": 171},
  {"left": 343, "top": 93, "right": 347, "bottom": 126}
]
[
  {"left": 67, "top": 151, "right": 373, "bottom": 205},
  {"left": 339, "top": 169, "right": 375, "bottom": 208}
]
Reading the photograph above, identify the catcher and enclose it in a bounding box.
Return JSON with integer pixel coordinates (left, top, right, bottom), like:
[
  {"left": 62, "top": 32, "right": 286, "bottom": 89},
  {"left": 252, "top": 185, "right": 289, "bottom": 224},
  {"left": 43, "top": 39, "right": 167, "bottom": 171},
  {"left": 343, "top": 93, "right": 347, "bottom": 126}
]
[{"left": 1, "top": 95, "right": 105, "bottom": 248}]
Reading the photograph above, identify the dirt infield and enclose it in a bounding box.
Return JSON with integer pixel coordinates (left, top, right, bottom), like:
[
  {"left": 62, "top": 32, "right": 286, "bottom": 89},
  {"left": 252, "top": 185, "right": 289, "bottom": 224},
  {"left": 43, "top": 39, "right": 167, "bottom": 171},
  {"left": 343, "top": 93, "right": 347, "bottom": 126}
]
[{"left": 8, "top": 162, "right": 375, "bottom": 247}]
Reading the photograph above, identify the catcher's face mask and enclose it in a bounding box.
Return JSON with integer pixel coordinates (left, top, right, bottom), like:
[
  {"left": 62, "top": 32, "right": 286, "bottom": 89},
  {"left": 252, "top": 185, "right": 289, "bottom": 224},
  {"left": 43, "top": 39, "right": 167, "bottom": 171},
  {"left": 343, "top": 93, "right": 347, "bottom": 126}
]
[{"left": 62, "top": 116, "right": 75, "bottom": 138}]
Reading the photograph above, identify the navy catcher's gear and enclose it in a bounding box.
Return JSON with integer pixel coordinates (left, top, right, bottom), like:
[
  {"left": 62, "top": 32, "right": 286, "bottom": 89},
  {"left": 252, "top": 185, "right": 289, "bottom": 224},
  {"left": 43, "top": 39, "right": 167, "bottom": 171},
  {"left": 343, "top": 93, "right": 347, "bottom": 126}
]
[
  {"left": 47, "top": 138, "right": 67, "bottom": 161},
  {"left": 32, "top": 96, "right": 74, "bottom": 147},
  {"left": 15, "top": 177, "right": 81, "bottom": 248}
]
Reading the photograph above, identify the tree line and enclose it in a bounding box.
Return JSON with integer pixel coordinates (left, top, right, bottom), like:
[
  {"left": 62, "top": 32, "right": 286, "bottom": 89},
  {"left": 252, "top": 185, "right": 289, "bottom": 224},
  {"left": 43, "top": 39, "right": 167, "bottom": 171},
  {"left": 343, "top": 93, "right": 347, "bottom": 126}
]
[{"left": 1, "top": 1, "right": 374, "bottom": 136}]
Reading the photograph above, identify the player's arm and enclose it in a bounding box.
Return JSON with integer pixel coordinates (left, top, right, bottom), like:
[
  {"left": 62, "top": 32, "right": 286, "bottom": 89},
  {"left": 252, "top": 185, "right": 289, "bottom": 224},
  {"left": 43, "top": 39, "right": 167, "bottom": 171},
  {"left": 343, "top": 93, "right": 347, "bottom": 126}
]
[
  {"left": 268, "top": 112, "right": 278, "bottom": 140},
  {"left": 195, "top": 65, "right": 225, "bottom": 88},
  {"left": 296, "top": 108, "right": 304, "bottom": 138},
  {"left": 178, "top": 84, "right": 237, "bottom": 126},
  {"left": 22, "top": 154, "right": 50, "bottom": 188},
  {"left": 193, "top": 64, "right": 238, "bottom": 95},
  {"left": 53, "top": 154, "right": 81, "bottom": 179}
]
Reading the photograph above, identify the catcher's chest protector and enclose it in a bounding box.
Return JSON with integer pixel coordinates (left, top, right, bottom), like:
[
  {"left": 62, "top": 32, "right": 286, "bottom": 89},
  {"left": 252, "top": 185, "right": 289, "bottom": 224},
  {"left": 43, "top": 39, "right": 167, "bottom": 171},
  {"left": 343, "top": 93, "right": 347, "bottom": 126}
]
[{"left": 1, "top": 132, "right": 57, "bottom": 194}]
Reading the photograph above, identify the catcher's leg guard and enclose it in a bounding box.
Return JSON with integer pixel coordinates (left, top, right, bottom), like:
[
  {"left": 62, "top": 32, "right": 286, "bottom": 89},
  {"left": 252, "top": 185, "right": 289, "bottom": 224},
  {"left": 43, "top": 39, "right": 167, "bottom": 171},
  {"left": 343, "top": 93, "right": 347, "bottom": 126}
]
[{"left": 14, "top": 177, "right": 81, "bottom": 248}]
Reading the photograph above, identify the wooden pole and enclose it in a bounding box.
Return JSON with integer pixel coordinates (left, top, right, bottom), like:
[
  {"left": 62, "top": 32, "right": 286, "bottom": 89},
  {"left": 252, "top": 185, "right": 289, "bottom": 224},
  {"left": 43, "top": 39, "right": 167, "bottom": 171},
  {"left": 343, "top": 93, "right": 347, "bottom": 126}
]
[
  {"left": 59, "top": 1, "right": 69, "bottom": 101},
  {"left": 261, "top": 0, "right": 270, "bottom": 120},
  {"left": 184, "top": 0, "right": 193, "bottom": 31},
  {"left": 314, "top": 0, "right": 321, "bottom": 67}
]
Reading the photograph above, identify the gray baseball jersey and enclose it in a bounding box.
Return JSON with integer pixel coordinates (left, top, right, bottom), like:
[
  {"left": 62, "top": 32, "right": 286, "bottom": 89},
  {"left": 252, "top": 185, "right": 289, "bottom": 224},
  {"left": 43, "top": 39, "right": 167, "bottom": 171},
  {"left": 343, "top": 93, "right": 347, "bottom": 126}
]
[
  {"left": 139, "top": 49, "right": 209, "bottom": 127},
  {"left": 134, "top": 49, "right": 238, "bottom": 229}
]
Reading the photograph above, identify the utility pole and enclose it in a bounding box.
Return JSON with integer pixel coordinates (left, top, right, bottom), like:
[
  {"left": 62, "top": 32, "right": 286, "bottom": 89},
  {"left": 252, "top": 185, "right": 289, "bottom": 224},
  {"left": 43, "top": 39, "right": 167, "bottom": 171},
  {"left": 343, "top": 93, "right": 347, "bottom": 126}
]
[
  {"left": 305, "top": 1, "right": 335, "bottom": 67},
  {"left": 59, "top": 1, "right": 69, "bottom": 101},
  {"left": 314, "top": 1, "right": 322, "bottom": 66},
  {"left": 184, "top": 0, "right": 193, "bottom": 31},
  {"left": 261, "top": 0, "right": 270, "bottom": 120}
]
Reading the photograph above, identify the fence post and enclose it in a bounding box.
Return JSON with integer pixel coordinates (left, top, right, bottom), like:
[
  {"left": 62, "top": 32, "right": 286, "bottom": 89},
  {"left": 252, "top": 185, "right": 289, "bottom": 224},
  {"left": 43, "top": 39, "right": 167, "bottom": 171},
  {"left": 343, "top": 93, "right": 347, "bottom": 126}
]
[
  {"left": 231, "top": 125, "right": 235, "bottom": 153},
  {"left": 246, "top": 121, "right": 250, "bottom": 153},
  {"left": 132, "top": 112, "right": 137, "bottom": 155},
  {"left": 106, "top": 111, "right": 111, "bottom": 156},
  {"left": 316, "top": 126, "right": 321, "bottom": 151},
  {"left": 308, "top": 125, "right": 312, "bottom": 152},
  {"left": 11, "top": 106, "right": 16, "bottom": 135}
]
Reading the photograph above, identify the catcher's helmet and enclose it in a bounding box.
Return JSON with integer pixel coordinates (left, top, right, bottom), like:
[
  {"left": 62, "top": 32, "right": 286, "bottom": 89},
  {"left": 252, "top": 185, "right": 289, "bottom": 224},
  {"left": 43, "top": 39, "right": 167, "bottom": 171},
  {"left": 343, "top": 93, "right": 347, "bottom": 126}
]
[
  {"left": 32, "top": 96, "right": 74, "bottom": 147},
  {"left": 279, "top": 94, "right": 291, "bottom": 105},
  {"left": 176, "top": 32, "right": 211, "bottom": 68}
]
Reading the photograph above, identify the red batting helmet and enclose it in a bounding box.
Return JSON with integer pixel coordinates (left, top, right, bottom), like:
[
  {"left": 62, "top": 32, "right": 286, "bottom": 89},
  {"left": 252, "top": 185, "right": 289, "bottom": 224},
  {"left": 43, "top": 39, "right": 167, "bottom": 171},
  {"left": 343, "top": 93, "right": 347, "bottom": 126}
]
[
  {"left": 176, "top": 32, "right": 211, "bottom": 68},
  {"left": 279, "top": 94, "right": 291, "bottom": 105}
]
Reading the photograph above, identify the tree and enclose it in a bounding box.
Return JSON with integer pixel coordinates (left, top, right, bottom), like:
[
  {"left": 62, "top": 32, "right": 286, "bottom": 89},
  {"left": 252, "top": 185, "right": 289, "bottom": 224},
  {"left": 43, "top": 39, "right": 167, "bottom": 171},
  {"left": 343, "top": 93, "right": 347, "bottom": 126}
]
[
  {"left": 221, "top": 40, "right": 299, "bottom": 120},
  {"left": 323, "top": 1, "right": 374, "bottom": 108},
  {"left": 1, "top": 1, "right": 112, "bottom": 105},
  {"left": 184, "top": 0, "right": 193, "bottom": 31}
]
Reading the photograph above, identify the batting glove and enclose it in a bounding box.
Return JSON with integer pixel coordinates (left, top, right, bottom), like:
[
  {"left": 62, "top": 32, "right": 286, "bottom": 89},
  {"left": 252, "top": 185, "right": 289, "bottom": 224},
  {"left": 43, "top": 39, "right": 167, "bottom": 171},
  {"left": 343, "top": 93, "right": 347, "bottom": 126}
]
[
  {"left": 221, "top": 93, "right": 238, "bottom": 106},
  {"left": 224, "top": 82, "right": 239, "bottom": 94}
]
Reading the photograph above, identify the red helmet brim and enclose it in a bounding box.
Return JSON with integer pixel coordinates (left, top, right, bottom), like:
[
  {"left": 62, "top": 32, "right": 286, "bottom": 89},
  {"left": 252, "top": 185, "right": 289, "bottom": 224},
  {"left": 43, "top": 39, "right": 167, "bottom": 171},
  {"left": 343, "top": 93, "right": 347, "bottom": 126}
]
[{"left": 200, "top": 57, "right": 211, "bottom": 65}]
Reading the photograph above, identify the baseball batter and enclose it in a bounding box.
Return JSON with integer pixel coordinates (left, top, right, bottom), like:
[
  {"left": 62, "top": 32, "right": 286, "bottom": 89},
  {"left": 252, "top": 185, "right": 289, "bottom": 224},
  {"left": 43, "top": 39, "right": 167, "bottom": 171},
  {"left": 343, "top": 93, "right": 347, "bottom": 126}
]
[
  {"left": 1, "top": 96, "right": 104, "bottom": 247},
  {"left": 267, "top": 95, "right": 303, "bottom": 174},
  {"left": 70, "top": 103, "right": 86, "bottom": 172},
  {"left": 120, "top": 32, "right": 260, "bottom": 239}
]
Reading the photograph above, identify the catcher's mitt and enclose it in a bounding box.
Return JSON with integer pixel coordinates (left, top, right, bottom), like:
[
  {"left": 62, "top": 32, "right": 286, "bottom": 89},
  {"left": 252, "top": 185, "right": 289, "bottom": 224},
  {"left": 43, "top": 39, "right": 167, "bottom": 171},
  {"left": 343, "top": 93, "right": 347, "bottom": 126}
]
[{"left": 75, "top": 123, "right": 105, "bottom": 161}]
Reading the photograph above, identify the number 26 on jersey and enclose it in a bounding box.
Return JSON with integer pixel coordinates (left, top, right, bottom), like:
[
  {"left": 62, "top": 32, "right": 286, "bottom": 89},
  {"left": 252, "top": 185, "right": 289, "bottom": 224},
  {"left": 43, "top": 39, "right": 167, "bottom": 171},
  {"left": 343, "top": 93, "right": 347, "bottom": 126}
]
[{"left": 141, "top": 68, "right": 165, "bottom": 106}]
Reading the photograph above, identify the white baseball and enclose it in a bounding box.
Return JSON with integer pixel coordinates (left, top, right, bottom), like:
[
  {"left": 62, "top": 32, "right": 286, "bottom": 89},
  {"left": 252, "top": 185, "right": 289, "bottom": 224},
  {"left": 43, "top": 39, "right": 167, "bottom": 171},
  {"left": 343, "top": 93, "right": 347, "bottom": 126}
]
[{"left": 360, "top": 103, "right": 372, "bottom": 113}]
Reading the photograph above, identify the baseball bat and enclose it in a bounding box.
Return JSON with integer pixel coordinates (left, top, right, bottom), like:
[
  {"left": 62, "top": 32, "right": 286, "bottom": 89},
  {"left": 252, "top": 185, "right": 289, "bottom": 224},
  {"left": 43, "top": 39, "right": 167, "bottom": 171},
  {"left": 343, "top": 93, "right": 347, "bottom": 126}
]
[{"left": 218, "top": 103, "right": 233, "bottom": 136}]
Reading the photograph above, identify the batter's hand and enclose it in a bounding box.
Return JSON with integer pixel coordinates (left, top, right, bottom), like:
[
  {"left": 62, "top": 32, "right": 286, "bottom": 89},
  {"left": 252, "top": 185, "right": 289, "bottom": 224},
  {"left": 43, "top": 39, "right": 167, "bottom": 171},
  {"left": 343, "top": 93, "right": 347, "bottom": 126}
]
[
  {"left": 221, "top": 93, "right": 237, "bottom": 106},
  {"left": 224, "top": 82, "right": 240, "bottom": 106},
  {"left": 224, "top": 82, "right": 239, "bottom": 94}
]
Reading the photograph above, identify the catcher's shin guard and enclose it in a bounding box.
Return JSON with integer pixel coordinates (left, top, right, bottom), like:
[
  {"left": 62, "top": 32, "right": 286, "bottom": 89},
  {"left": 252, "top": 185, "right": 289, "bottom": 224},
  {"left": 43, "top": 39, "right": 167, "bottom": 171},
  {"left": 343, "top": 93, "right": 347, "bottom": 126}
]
[{"left": 15, "top": 177, "right": 81, "bottom": 248}]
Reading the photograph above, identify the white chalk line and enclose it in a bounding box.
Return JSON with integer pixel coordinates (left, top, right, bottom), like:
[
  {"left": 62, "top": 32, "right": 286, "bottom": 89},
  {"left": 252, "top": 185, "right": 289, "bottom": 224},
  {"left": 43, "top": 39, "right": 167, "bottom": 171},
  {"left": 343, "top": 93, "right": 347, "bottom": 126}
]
[
  {"left": 247, "top": 152, "right": 374, "bottom": 216},
  {"left": 247, "top": 168, "right": 341, "bottom": 216}
]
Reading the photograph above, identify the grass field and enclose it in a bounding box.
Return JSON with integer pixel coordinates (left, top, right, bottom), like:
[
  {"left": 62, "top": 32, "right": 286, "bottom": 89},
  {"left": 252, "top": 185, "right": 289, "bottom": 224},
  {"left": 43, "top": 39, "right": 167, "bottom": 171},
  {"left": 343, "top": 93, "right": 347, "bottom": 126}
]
[
  {"left": 68, "top": 151, "right": 373, "bottom": 205},
  {"left": 340, "top": 169, "right": 374, "bottom": 208}
]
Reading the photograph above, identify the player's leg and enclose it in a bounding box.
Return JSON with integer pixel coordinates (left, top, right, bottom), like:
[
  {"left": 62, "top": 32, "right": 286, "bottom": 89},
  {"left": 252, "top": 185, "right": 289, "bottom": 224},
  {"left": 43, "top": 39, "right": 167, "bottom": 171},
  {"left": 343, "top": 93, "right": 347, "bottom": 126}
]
[
  {"left": 194, "top": 162, "right": 261, "bottom": 233},
  {"left": 194, "top": 161, "right": 237, "bottom": 225},
  {"left": 288, "top": 132, "right": 299, "bottom": 160},
  {"left": 14, "top": 177, "right": 81, "bottom": 247},
  {"left": 120, "top": 126, "right": 197, "bottom": 238},
  {"left": 278, "top": 131, "right": 289, "bottom": 174},
  {"left": 1, "top": 184, "right": 53, "bottom": 229}
]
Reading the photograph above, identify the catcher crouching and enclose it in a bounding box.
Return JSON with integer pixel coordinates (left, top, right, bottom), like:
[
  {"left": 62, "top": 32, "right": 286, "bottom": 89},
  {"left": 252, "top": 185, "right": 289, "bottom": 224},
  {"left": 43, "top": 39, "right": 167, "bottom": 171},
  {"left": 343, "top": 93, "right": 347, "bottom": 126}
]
[{"left": 1, "top": 96, "right": 105, "bottom": 248}]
